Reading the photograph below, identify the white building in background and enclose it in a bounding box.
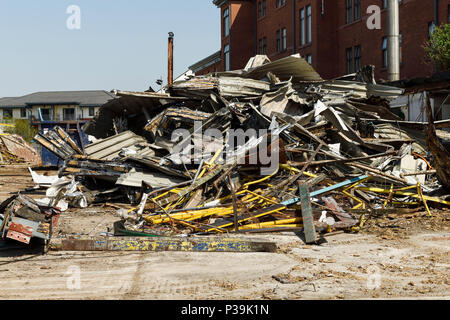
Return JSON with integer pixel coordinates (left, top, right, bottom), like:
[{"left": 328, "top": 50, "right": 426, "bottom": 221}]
[{"left": 0, "top": 91, "right": 117, "bottom": 125}]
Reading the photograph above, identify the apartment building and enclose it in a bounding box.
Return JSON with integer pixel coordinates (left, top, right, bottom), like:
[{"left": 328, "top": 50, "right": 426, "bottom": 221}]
[{"left": 191, "top": 0, "right": 449, "bottom": 81}]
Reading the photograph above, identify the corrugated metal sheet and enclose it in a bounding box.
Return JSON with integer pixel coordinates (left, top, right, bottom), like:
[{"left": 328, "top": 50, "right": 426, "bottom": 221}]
[
  {"left": 116, "top": 168, "right": 185, "bottom": 188},
  {"left": 170, "top": 76, "right": 270, "bottom": 98},
  {"left": 243, "top": 54, "right": 322, "bottom": 82},
  {"left": 84, "top": 131, "right": 154, "bottom": 161},
  {"left": 321, "top": 80, "right": 405, "bottom": 100}
]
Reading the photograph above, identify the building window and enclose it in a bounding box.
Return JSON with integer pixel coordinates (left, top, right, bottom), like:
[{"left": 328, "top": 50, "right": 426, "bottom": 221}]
[
  {"left": 223, "top": 8, "right": 230, "bottom": 37},
  {"left": 306, "top": 54, "right": 312, "bottom": 65},
  {"left": 354, "top": 0, "right": 361, "bottom": 21},
  {"left": 346, "top": 47, "right": 353, "bottom": 74},
  {"left": 448, "top": 5, "right": 450, "bottom": 22},
  {"left": 276, "top": 28, "right": 286, "bottom": 52},
  {"left": 224, "top": 44, "right": 230, "bottom": 71},
  {"left": 20, "top": 108, "right": 27, "bottom": 118},
  {"left": 276, "top": 29, "right": 281, "bottom": 52},
  {"left": 428, "top": 22, "right": 436, "bottom": 39},
  {"left": 399, "top": 32, "right": 403, "bottom": 65},
  {"left": 346, "top": 0, "right": 353, "bottom": 24},
  {"left": 63, "top": 108, "right": 75, "bottom": 121},
  {"left": 89, "top": 107, "right": 95, "bottom": 117},
  {"left": 258, "top": 1, "right": 266, "bottom": 18},
  {"left": 300, "top": 8, "right": 305, "bottom": 46},
  {"left": 2, "top": 109, "right": 13, "bottom": 119},
  {"left": 276, "top": 0, "right": 286, "bottom": 8},
  {"left": 40, "top": 108, "right": 51, "bottom": 121},
  {"left": 382, "top": 37, "right": 388, "bottom": 68},
  {"left": 259, "top": 37, "right": 267, "bottom": 54},
  {"left": 306, "top": 5, "right": 312, "bottom": 44},
  {"left": 354, "top": 45, "right": 361, "bottom": 72}
]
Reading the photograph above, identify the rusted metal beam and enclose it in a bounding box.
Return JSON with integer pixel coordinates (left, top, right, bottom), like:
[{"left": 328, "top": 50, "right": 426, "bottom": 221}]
[
  {"left": 50, "top": 236, "right": 277, "bottom": 253},
  {"left": 168, "top": 32, "right": 174, "bottom": 86}
]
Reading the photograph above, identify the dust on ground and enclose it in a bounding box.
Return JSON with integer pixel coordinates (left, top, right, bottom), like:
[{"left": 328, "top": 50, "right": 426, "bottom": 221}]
[{"left": 1, "top": 166, "right": 449, "bottom": 300}]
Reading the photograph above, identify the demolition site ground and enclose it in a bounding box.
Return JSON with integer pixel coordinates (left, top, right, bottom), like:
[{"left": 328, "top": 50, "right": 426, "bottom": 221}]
[{"left": 0, "top": 165, "right": 448, "bottom": 300}]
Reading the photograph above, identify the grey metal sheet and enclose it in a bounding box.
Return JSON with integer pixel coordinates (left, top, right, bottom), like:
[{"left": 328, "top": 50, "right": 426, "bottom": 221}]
[
  {"left": 84, "top": 131, "right": 151, "bottom": 161},
  {"left": 116, "top": 168, "right": 186, "bottom": 188}
]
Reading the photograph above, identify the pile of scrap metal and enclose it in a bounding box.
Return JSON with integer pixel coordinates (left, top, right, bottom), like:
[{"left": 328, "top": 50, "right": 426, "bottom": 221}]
[
  {"left": 29, "top": 54, "right": 449, "bottom": 245},
  {"left": 0, "top": 194, "right": 60, "bottom": 249},
  {"left": 0, "top": 134, "right": 42, "bottom": 165}
]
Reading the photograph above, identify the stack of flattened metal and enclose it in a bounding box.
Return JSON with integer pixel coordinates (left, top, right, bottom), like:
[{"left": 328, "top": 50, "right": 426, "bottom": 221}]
[{"left": 34, "top": 126, "right": 84, "bottom": 160}]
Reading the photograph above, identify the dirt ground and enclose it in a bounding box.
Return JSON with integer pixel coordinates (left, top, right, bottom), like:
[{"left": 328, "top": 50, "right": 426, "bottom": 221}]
[{"left": 0, "top": 165, "right": 449, "bottom": 300}]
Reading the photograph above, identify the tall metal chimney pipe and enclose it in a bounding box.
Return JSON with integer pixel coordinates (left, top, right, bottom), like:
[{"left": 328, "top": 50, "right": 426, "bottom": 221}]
[
  {"left": 387, "top": 0, "right": 400, "bottom": 81},
  {"left": 168, "top": 32, "right": 174, "bottom": 86}
]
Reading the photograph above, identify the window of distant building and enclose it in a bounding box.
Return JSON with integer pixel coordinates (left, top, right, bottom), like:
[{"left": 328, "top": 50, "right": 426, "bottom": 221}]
[
  {"left": 346, "top": 47, "right": 353, "bottom": 74},
  {"left": 259, "top": 37, "right": 267, "bottom": 54},
  {"left": 20, "top": 108, "right": 27, "bottom": 118},
  {"left": 382, "top": 37, "right": 388, "bottom": 68},
  {"left": 258, "top": 1, "right": 267, "bottom": 18},
  {"left": 63, "top": 108, "right": 75, "bottom": 121},
  {"left": 300, "top": 8, "right": 305, "bottom": 46},
  {"left": 89, "top": 106, "right": 95, "bottom": 117},
  {"left": 306, "top": 54, "right": 312, "bottom": 65},
  {"left": 428, "top": 22, "right": 436, "bottom": 39},
  {"left": 40, "top": 108, "right": 51, "bottom": 121},
  {"left": 2, "top": 109, "right": 13, "bottom": 119},
  {"left": 306, "top": 5, "right": 312, "bottom": 44},
  {"left": 448, "top": 5, "right": 450, "bottom": 22},
  {"left": 354, "top": 0, "right": 361, "bottom": 21},
  {"left": 354, "top": 45, "right": 362, "bottom": 72},
  {"left": 399, "top": 32, "right": 403, "bottom": 65},
  {"left": 276, "top": 29, "right": 281, "bottom": 52},
  {"left": 346, "top": 0, "right": 353, "bottom": 24},
  {"left": 276, "top": 0, "right": 286, "bottom": 8},
  {"left": 300, "top": 5, "right": 312, "bottom": 45},
  {"left": 276, "top": 28, "right": 287, "bottom": 52},
  {"left": 224, "top": 44, "right": 230, "bottom": 71},
  {"left": 223, "top": 7, "right": 230, "bottom": 37}
]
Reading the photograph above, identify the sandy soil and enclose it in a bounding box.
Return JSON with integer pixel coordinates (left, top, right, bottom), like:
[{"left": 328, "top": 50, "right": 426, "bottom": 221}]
[{"left": 0, "top": 166, "right": 449, "bottom": 300}]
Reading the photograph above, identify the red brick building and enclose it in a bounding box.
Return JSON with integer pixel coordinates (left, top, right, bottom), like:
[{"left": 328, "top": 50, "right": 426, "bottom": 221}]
[{"left": 190, "top": 0, "right": 449, "bottom": 81}]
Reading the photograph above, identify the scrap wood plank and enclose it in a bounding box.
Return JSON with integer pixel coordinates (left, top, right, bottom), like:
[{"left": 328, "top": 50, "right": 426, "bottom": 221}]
[
  {"left": 299, "top": 184, "right": 316, "bottom": 244},
  {"left": 50, "top": 236, "right": 277, "bottom": 252}
]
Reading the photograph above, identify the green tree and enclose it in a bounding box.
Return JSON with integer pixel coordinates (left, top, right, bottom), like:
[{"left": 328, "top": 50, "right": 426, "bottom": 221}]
[
  {"left": 425, "top": 23, "right": 450, "bottom": 71},
  {"left": 5, "top": 119, "right": 38, "bottom": 142}
]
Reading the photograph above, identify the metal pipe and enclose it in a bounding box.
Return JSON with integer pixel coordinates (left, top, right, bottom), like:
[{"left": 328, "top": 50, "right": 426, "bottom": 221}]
[
  {"left": 387, "top": 0, "right": 400, "bottom": 81},
  {"left": 434, "top": 0, "right": 439, "bottom": 25},
  {"left": 292, "top": 0, "right": 296, "bottom": 54},
  {"left": 168, "top": 32, "right": 174, "bottom": 86}
]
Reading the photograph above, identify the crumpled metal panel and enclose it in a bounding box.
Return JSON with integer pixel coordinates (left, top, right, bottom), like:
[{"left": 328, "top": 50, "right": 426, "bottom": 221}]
[{"left": 84, "top": 131, "right": 153, "bottom": 161}]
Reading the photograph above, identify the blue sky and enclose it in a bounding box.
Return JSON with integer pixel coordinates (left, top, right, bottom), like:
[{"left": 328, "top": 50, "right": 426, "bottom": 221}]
[{"left": 0, "top": 0, "right": 220, "bottom": 97}]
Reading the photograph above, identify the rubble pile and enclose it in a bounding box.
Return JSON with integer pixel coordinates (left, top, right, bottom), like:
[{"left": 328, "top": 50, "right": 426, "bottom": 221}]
[
  {"left": 1, "top": 54, "right": 449, "bottom": 249},
  {"left": 0, "top": 134, "right": 42, "bottom": 165}
]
